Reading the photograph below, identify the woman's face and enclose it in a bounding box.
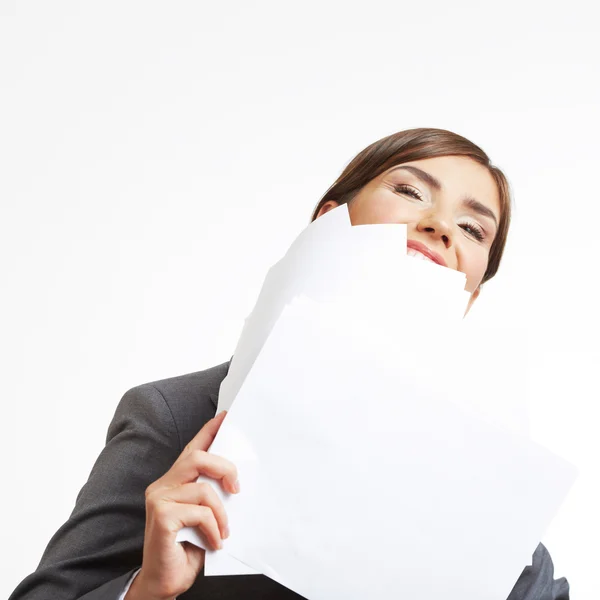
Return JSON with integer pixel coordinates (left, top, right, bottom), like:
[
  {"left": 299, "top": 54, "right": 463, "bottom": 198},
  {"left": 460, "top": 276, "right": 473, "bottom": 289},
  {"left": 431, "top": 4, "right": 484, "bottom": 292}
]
[{"left": 316, "top": 155, "right": 501, "bottom": 305}]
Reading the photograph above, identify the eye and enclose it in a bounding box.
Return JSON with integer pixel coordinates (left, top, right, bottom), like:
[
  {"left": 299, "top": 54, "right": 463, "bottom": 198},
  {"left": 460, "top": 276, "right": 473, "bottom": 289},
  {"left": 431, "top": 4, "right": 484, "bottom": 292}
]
[
  {"left": 460, "top": 221, "right": 485, "bottom": 242},
  {"left": 394, "top": 184, "right": 424, "bottom": 201}
]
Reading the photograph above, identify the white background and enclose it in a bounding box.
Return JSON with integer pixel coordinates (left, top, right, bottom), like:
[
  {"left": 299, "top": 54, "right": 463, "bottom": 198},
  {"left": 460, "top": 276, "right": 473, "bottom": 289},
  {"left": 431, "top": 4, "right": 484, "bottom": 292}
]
[{"left": 1, "top": 1, "right": 598, "bottom": 598}]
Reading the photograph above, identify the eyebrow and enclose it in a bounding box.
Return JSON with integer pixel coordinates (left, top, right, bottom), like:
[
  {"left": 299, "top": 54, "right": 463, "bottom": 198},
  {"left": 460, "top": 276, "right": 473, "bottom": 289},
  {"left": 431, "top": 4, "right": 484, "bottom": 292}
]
[
  {"left": 387, "top": 165, "right": 499, "bottom": 227},
  {"left": 388, "top": 165, "right": 441, "bottom": 191},
  {"left": 462, "top": 196, "right": 498, "bottom": 227}
]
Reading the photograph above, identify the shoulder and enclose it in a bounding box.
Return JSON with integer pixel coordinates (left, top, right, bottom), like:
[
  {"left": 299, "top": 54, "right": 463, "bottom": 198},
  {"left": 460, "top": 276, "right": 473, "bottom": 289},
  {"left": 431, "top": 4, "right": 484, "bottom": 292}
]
[
  {"left": 508, "top": 542, "right": 570, "bottom": 600},
  {"left": 120, "top": 360, "right": 231, "bottom": 452}
]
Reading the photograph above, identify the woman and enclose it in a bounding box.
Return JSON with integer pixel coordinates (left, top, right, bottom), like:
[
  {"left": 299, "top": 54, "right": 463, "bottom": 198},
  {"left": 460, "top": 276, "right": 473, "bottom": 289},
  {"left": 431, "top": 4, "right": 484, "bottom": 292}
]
[{"left": 8, "top": 128, "right": 569, "bottom": 600}]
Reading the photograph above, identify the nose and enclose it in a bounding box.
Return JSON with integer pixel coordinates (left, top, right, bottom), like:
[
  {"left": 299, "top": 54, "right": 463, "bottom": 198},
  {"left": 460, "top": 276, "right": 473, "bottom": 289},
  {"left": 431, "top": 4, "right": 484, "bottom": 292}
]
[{"left": 416, "top": 212, "right": 453, "bottom": 249}]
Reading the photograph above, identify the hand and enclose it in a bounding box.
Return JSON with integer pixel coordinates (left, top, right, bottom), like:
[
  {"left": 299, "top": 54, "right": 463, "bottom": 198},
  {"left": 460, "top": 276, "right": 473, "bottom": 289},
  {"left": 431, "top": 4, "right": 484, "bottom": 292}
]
[{"left": 126, "top": 410, "right": 240, "bottom": 600}]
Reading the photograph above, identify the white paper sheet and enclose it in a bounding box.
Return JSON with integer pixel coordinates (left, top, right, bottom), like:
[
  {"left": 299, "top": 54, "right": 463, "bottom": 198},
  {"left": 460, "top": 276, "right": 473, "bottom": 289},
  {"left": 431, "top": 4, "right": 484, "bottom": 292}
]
[
  {"left": 182, "top": 204, "right": 528, "bottom": 577},
  {"left": 218, "top": 204, "right": 468, "bottom": 415},
  {"left": 200, "top": 207, "right": 473, "bottom": 574},
  {"left": 198, "top": 298, "right": 576, "bottom": 599}
]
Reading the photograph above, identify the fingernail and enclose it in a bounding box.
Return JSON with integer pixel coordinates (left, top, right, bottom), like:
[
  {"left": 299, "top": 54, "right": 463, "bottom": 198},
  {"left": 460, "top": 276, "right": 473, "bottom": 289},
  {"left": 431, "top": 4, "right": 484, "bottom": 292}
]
[
  {"left": 217, "top": 539, "right": 223, "bottom": 550},
  {"left": 223, "top": 525, "right": 230, "bottom": 539},
  {"left": 234, "top": 479, "right": 241, "bottom": 493}
]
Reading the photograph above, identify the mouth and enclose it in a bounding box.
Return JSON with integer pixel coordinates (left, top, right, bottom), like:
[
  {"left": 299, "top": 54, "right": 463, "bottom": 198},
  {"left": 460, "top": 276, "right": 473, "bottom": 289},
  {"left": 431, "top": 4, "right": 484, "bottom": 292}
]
[{"left": 406, "top": 240, "right": 447, "bottom": 267}]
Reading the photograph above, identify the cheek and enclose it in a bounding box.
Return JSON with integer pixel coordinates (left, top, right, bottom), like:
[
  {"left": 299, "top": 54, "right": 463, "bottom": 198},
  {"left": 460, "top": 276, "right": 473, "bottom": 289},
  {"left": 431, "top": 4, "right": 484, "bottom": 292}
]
[
  {"left": 461, "top": 248, "right": 490, "bottom": 291},
  {"left": 348, "top": 193, "right": 417, "bottom": 226}
]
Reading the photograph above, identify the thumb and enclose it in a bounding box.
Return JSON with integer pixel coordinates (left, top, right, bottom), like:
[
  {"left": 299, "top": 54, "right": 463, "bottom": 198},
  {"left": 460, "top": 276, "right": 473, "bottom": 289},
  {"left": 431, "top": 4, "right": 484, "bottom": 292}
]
[{"left": 188, "top": 410, "right": 228, "bottom": 452}]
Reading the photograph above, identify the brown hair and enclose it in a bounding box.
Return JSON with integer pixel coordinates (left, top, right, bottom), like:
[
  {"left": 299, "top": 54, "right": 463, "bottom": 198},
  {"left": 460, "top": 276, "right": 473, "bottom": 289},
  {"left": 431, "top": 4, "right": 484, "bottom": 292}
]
[{"left": 310, "top": 128, "right": 512, "bottom": 285}]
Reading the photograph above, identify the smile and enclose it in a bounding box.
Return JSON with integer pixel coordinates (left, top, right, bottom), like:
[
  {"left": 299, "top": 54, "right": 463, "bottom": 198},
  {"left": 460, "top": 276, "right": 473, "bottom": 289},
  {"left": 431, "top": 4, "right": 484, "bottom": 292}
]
[
  {"left": 407, "top": 248, "right": 436, "bottom": 263},
  {"left": 406, "top": 240, "right": 447, "bottom": 266}
]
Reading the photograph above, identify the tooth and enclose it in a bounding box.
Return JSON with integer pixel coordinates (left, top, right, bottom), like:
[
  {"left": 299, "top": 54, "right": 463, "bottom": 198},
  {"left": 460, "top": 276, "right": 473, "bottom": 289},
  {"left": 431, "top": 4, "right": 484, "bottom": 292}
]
[{"left": 407, "top": 248, "right": 435, "bottom": 262}]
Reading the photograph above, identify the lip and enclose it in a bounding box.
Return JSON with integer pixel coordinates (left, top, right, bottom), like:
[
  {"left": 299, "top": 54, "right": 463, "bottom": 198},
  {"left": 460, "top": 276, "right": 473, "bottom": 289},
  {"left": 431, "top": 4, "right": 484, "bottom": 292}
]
[{"left": 406, "top": 239, "right": 447, "bottom": 267}]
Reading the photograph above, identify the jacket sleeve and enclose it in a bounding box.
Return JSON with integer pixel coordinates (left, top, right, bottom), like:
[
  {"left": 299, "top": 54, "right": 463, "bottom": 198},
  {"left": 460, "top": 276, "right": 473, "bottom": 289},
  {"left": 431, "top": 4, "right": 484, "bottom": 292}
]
[
  {"left": 8, "top": 384, "right": 183, "bottom": 600},
  {"left": 506, "top": 542, "right": 570, "bottom": 600},
  {"left": 115, "top": 568, "right": 141, "bottom": 600}
]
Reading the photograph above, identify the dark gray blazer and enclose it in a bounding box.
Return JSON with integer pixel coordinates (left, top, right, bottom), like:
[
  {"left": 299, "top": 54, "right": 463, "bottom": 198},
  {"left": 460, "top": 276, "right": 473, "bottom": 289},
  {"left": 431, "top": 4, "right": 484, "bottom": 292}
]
[{"left": 9, "top": 360, "right": 570, "bottom": 600}]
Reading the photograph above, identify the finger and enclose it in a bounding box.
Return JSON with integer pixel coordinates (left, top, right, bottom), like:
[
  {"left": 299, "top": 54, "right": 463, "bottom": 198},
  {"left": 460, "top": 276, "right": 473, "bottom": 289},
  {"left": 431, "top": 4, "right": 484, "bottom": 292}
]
[
  {"left": 162, "top": 450, "right": 239, "bottom": 494},
  {"left": 157, "top": 502, "right": 223, "bottom": 551},
  {"left": 183, "top": 411, "right": 228, "bottom": 454},
  {"left": 163, "top": 482, "right": 229, "bottom": 539}
]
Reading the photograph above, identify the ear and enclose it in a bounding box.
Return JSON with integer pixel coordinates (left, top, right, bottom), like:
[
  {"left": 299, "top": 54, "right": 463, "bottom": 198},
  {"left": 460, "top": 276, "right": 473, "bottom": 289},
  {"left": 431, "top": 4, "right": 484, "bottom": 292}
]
[
  {"left": 315, "top": 200, "right": 340, "bottom": 219},
  {"left": 464, "top": 286, "right": 481, "bottom": 316}
]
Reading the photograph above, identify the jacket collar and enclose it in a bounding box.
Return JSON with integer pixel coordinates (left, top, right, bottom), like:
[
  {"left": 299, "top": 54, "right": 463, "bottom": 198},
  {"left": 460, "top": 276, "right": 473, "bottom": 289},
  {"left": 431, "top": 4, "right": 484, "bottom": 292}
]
[{"left": 208, "top": 356, "right": 233, "bottom": 408}]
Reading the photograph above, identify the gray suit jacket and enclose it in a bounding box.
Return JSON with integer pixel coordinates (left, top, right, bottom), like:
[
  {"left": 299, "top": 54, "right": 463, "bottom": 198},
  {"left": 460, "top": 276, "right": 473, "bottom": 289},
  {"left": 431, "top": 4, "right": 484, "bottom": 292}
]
[{"left": 9, "top": 360, "right": 570, "bottom": 600}]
